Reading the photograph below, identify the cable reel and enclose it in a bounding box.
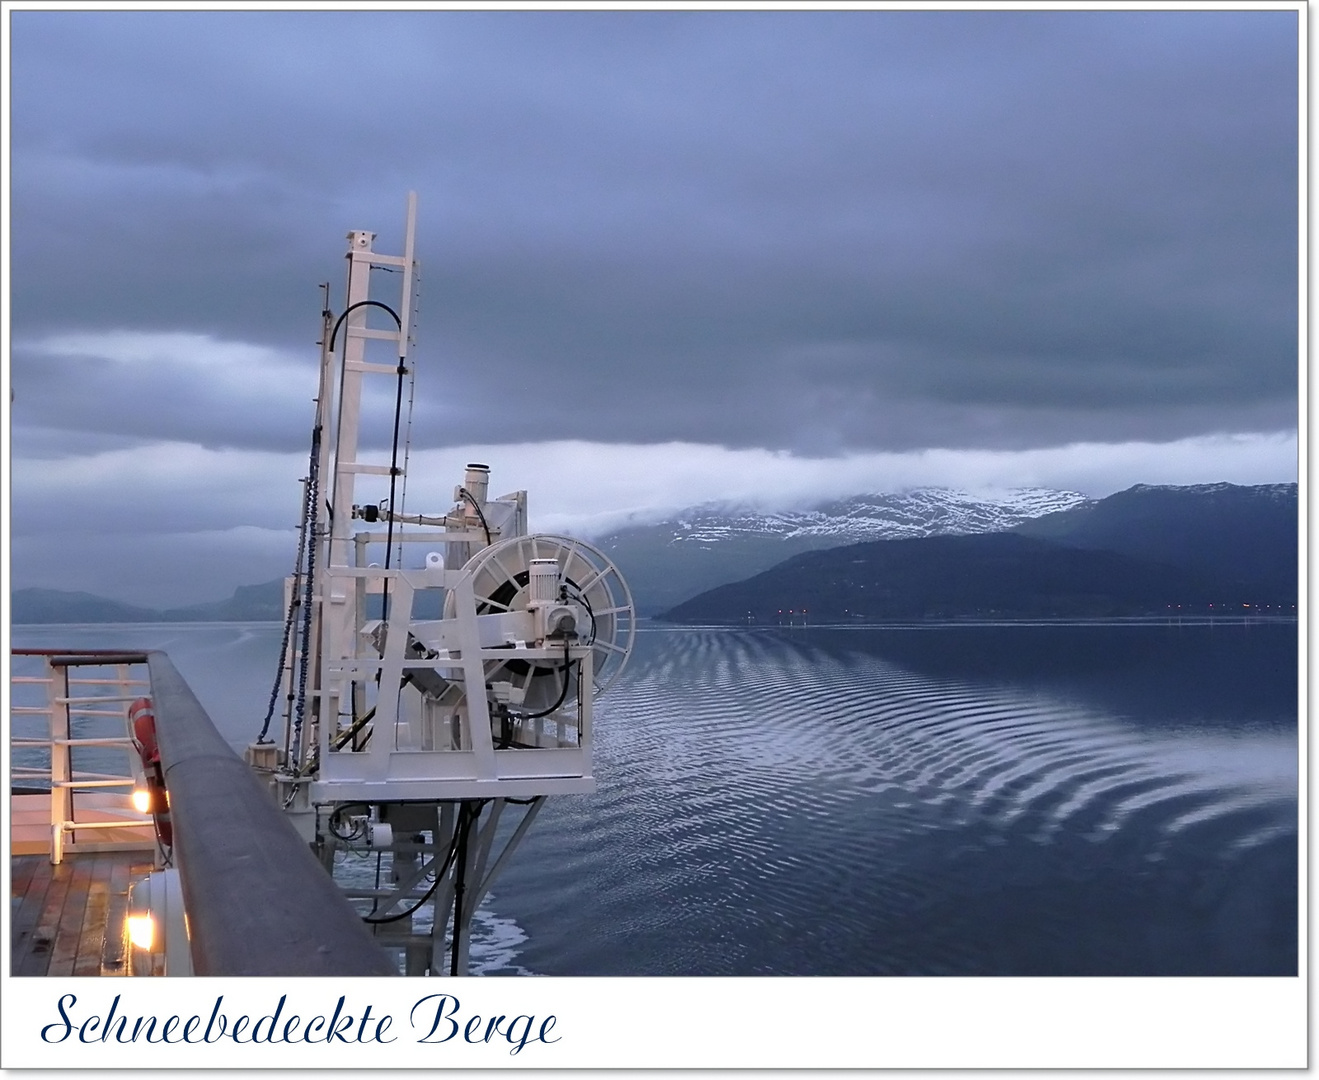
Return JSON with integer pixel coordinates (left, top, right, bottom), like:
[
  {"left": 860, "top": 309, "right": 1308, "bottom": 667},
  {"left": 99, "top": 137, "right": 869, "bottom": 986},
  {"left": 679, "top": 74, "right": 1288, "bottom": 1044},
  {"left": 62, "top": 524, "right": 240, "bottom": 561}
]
[{"left": 443, "top": 533, "right": 636, "bottom": 715}]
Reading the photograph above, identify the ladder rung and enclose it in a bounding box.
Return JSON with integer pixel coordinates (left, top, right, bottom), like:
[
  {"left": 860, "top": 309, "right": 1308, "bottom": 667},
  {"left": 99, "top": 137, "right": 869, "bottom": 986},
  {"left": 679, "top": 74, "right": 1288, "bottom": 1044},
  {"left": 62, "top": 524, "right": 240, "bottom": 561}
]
[
  {"left": 345, "top": 361, "right": 403, "bottom": 374},
  {"left": 345, "top": 327, "right": 400, "bottom": 342},
  {"left": 340, "top": 463, "right": 396, "bottom": 475}
]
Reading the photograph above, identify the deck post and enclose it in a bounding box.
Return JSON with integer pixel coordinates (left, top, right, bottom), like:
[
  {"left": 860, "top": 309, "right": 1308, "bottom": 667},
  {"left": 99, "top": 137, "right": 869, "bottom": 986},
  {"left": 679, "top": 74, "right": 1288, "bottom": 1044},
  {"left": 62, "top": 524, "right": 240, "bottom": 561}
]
[{"left": 47, "top": 666, "right": 71, "bottom": 865}]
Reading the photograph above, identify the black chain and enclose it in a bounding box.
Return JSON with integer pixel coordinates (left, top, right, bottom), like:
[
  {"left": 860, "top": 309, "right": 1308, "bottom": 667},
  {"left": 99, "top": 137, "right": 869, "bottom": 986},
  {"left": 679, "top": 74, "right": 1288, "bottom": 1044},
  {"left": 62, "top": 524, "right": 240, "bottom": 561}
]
[
  {"left": 292, "top": 423, "right": 321, "bottom": 765},
  {"left": 256, "top": 469, "right": 314, "bottom": 744}
]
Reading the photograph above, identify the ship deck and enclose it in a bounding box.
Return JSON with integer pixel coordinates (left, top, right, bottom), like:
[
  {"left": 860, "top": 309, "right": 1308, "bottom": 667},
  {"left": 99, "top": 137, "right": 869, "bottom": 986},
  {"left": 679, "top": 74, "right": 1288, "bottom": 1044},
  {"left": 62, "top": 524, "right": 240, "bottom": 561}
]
[
  {"left": 11, "top": 851, "right": 155, "bottom": 977},
  {"left": 10, "top": 794, "right": 157, "bottom": 977}
]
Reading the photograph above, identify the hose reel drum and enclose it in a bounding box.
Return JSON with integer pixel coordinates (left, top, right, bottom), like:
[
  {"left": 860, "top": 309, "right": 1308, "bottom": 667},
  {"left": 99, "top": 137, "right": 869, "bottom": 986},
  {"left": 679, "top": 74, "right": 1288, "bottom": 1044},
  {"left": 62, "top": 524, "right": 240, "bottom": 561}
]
[{"left": 442, "top": 533, "right": 636, "bottom": 715}]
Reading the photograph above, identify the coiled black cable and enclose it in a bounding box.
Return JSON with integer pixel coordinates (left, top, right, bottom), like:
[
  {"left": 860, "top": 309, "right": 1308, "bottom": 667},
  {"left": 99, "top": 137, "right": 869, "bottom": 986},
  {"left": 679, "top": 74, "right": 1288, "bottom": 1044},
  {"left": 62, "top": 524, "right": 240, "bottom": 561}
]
[
  {"left": 507, "top": 641, "right": 576, "bottom": 723},
  {"left": 362, "top": 801, "right": 484, "bottom": 926}
]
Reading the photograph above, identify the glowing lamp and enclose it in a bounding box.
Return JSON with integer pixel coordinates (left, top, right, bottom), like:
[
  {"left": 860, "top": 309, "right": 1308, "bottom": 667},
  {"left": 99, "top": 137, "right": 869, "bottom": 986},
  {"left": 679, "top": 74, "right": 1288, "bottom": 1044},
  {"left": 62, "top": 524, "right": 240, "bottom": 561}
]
[
  {"left": 132, "top": 788, "right": 152, "bottom": 815},
  {"left": 127, "top": 914, "right": 155, "bottom": 951}
]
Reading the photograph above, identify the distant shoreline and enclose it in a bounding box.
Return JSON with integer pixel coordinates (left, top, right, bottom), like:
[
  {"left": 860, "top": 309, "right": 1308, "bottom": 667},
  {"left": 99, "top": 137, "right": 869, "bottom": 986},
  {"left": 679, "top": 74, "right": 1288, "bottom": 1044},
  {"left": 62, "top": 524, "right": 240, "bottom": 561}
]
[
  {"left": 9, "top": 619, "right": 286, "bottom": 628},
  {"left": 15, "top": 615, "right": 1295, "bottom": 631},
  {"left": 646, "top": 615, "right": 1297, "bottom": 629}
]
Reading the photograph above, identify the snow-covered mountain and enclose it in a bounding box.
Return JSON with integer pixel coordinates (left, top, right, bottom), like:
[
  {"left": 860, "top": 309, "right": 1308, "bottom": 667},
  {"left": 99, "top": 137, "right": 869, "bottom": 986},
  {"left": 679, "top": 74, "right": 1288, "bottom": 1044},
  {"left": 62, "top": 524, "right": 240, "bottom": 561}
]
[
  {"left": 662, "top": 488, "right": 1090, "bottom": 545},
  {"left": 598, "top": 487, "right": 1092, "bottom": 613},
  {"left": 661, "top": 481, "right": 1298, "bottom": 624}
]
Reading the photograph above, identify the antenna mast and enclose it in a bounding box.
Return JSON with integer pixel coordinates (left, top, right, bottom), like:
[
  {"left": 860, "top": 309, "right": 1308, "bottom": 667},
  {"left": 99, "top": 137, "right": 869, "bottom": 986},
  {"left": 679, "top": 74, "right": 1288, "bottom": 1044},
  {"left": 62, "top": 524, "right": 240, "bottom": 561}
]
[{"left": 248, "top": 196, "right": 635, "bottom": 976}]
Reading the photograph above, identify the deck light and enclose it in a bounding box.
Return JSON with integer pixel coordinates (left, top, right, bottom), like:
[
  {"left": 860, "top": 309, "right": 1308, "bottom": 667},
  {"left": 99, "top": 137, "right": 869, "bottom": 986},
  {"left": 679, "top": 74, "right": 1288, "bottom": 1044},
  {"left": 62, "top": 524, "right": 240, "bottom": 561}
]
[
  {"left": 127, "top": 913, "right": 155, "bottom": 951},
  {"left": 131, "top": 787, "right": 152, "bottom": 814}
]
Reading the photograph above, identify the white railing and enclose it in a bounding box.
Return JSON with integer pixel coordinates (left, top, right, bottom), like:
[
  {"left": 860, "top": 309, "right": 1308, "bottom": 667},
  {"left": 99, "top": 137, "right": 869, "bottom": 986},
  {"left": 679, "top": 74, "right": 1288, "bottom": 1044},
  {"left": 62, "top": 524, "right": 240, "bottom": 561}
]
[{"left": 10, "top": 650, "right": 158, "bottom": 864}]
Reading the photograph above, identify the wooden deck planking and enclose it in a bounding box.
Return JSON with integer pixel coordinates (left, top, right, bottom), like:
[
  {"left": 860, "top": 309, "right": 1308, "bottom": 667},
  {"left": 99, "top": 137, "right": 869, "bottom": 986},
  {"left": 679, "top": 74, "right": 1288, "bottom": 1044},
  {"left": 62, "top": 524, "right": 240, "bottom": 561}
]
[
  {"left": 18, "top": 859, "right": 71, "bottom": 976},
  {"left": 10, "top": 853, "right": 41, "bottom": 904},
  {"left": 11, "top": 852, "right": 154, "bottom": 977},
  {"left": 73, "top": 857, "right": 112, "bottom": 975},
  {"left": 10, "top": 858, "right": 55, "bottom": 973},
  {"left": 101, "top": 856, "right": 134, "bottom": 975},
  {"left": 47, "top": 856, "right": 93, "bottom": 975}
]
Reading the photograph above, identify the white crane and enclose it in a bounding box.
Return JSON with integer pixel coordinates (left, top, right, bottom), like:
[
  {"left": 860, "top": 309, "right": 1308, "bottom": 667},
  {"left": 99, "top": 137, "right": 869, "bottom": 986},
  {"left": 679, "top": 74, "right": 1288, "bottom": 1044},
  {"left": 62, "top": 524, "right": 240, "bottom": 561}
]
[{"left": 247, "top": 195, "right": 634, "bottom": 975}]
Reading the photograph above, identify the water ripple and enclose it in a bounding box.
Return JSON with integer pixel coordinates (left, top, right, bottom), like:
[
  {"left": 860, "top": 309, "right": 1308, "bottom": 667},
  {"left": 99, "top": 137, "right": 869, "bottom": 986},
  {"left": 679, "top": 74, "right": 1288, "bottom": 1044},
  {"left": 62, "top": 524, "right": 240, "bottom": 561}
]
[{"left": 486, "top": 626, "right": 1296, "bottom": 973}]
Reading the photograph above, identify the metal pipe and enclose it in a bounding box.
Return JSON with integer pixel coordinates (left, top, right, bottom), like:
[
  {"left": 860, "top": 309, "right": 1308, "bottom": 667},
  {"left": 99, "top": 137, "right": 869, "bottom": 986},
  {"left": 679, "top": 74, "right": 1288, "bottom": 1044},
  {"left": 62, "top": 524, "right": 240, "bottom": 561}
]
[
  {"left": 13, "top": 649, "right": 152, "bottom": 661},
  {"left": 144, "top": 651, "right": 395, "bottom": 976}
]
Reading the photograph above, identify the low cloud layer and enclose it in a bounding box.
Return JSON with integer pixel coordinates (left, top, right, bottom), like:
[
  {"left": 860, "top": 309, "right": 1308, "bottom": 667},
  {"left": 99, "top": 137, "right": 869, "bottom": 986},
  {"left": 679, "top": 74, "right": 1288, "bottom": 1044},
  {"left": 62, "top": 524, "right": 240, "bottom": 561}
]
[{"left": 12, "top": 431, "right": 1296, "bottom": 607}]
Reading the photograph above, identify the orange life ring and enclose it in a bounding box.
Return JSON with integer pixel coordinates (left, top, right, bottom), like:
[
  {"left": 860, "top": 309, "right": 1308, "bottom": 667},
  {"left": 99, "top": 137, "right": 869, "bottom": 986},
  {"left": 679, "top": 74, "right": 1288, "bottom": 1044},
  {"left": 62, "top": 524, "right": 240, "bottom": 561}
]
[
  {"left": 129, "top": 698, "right": 159, "bottom": 766},
  {"left": 128, "top": 698, "right": 172, "bottom": 848}
]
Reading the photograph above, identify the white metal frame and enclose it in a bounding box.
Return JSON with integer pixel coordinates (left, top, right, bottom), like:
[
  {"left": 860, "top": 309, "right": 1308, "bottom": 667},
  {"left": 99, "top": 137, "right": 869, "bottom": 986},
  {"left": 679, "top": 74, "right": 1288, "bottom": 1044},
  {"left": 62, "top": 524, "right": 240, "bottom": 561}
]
[
  {"left": 253, "top": 195, "right": 636, "bottom": 976},
  {"left": 10, "top": 655, "right": 156, "bottom": 864},
  {"left": 273, "top": 196, "right": 635, "bottom": 807}
]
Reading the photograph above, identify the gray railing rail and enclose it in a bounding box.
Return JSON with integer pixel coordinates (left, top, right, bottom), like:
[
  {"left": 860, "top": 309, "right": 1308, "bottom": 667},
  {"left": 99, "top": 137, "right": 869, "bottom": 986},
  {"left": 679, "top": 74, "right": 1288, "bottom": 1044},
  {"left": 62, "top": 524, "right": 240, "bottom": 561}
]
[{"left": 143, "top": 651, "right": 395, "bottom": 976}]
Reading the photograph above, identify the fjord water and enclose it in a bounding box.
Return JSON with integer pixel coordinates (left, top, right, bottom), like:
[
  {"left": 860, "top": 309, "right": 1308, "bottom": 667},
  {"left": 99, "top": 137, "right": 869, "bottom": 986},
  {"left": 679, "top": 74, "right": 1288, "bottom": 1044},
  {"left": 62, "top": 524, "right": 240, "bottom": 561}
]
[
  {"left": 497, "top": 620, "right": 1297, "bottom": 976},
  {"left": 12, "top": 619, "right": 1296, "bottom": 976}
]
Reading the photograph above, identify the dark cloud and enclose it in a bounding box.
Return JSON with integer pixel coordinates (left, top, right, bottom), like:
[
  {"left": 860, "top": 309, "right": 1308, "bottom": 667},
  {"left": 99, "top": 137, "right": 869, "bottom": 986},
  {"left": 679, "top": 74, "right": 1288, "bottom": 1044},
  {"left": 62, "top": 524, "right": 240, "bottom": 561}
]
[{"left": 9, "top": 8, "right": 1299, "bottom": 457}]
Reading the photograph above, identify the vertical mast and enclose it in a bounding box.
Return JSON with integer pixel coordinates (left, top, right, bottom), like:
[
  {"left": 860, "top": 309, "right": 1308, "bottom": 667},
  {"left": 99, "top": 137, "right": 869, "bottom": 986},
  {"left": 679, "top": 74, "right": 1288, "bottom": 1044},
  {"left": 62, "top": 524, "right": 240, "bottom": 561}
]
[
  {"left": 310, "top": 197, "right": 418, "bottom": 766},
  {"left": 399, "top": 191, "right": 418, "bottom": 362},
  {"left": 257, "top": 196, "right": 635, "bottom": 976}
]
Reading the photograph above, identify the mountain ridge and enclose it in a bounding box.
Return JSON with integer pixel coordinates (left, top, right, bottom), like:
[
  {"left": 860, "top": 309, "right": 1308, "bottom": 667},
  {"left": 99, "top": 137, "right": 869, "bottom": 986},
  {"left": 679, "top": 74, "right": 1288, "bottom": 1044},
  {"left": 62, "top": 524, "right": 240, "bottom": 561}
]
[
  {"left": 597, "top": 486, "right": 1092, "bottom": 613},
  {"left": 657, "top": 482, "right": 1297, "bottom": 624},
  {"left": 11, "top": 482, "right": 1296, "bottom": 624},
  {"left": 656, "top": 532, "right": 1279, "bottom": 624},
  {"left": 1014, "top": 481, "right": 1297, "bottom": 596},
  {"left": 11, "top": 581, "right": 287, "bottom": 625}
]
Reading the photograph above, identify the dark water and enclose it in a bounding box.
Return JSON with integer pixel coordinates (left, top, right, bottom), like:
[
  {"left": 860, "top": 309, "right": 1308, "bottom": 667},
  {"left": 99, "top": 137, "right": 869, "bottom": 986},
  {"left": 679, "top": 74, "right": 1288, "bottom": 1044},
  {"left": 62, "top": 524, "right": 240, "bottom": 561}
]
[
  {"left": 11, "top": 619, "right": 1297, "bottom": 976},
  {"left": 493, "top": 620, "right": 1298, "bottom": 977}
]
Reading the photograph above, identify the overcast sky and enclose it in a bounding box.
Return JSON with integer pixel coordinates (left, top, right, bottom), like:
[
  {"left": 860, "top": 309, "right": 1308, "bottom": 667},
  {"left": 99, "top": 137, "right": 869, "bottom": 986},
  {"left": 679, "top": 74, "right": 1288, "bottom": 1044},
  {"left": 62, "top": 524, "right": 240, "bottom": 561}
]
[{"left": 6, "top": 5, "right": 1301, "bottom": 606}]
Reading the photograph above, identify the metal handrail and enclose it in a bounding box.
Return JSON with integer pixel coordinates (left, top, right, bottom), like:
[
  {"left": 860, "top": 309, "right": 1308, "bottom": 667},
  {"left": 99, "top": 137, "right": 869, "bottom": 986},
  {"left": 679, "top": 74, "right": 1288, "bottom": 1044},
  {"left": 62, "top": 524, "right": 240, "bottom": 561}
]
[
  {"left": 11, "top": 647, "right": 394, "bottom": 976},
  {"left": 143, "top": 651, "right": 395, "bottom": 976}
]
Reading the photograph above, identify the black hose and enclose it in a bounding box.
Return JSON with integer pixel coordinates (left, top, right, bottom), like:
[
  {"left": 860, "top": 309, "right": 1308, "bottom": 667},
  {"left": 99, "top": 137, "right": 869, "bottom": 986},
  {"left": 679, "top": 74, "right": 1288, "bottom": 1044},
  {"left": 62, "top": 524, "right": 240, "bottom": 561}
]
[
  {"left": 450, "top": 803, "right": 475, "bottom": 975},
  {"left": 328, "top": 802, "right": 373, "bottom": 841},
  {"left": 384, "top": 359, "right": 407, "bottom": 568},
  {"left": 327, "top": 300, "right": 401, "bottom": 353},
  {"left": 381, "top": 357, "right": 407, "bottom": 624},
  {"left": 507, "top": 641, "right": 576, "bottom": 722},
  {"left": 362, "top": 802, "right": 482, "bottom": 927},
  {"left": 458, "top": 487, "right": 493, "bottom": 546},
  {"left": 327, "top": 299, "right": 409, "bottom": 620}
]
